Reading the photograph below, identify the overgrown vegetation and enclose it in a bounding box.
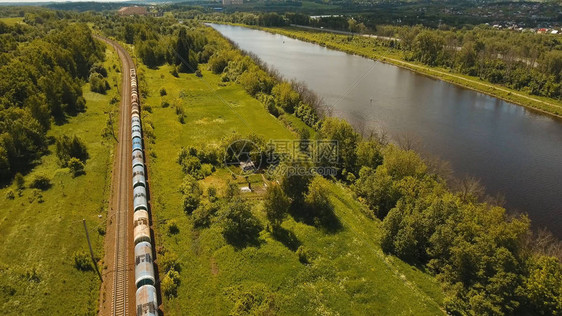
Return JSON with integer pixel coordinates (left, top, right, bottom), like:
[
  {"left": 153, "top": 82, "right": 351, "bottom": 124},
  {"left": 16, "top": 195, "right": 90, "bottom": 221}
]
[{"left": 0, "top": 13, "right": 105, "bottom": 183}]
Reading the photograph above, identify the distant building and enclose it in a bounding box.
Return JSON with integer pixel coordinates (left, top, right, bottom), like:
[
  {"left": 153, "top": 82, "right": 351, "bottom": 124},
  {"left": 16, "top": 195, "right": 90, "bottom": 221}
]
[
  {"left": 222, "top": 0, "right": 243, "bottom": 5},
  {"left": 118, "top": 6, "right": 148, "bottom": 16},
  {"left": 537, "top": 28, "right": 548, "bottom": 34}
]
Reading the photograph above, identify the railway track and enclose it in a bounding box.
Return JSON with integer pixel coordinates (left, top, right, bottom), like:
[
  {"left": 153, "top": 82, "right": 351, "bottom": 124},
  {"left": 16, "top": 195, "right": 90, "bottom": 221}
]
[{"left": 96, "top": 36, "right": 135, "bottom": 316}]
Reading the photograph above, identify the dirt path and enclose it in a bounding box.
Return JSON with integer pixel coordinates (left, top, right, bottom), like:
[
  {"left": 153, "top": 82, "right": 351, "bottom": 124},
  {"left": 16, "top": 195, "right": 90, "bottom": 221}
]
[{"left": 96, "top": 36, "right": 136, "bottom": 316}]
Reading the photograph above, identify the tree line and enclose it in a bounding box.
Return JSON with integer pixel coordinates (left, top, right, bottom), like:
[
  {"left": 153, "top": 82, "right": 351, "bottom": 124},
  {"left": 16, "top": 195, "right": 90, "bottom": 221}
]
[{"left": 0, "top": 12, "right": 105, "bottom": 183}]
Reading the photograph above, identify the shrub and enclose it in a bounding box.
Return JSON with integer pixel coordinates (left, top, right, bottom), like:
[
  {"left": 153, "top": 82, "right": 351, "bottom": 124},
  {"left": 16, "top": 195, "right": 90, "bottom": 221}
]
[
  {"left": 183, "top": 193, "right": 201, "bottom": 215},
  {"left": 170, "top": 67, "right": 179, "bottom": 77},
  {"left": 56, "top": 135, "right": 89, "bottom": 167},
  {"left": 168, "top": 219, "right": 179, "bottom": 235},
  {"left": 159, "top": 88, "right": 167, "bottom": 96},
  {"left": 29, "top": 174, "right": 51, "bottom": 191},
  {"left": 160, "top": 251, "right": 180, "bottom": 272},
  {"left": 144, "top": 104, "right": 153, "bottom": 113},
  {"left": 73, "top": 251, "right": 92, "bottom": 271},
  {"left": 5, "top": 189, "right": 15, "bottom": 200},
  {"left": 162, "top": 269, "right": 181, "bottom": 298},
  {"left": 192, "top": 200, "right": 220, "bottom": 228},
  {"left": 296, "top": 246, "right": 311, "bottom": 264},
  {"left": 161, "top": 101, "right": 170, "bottom": 108},
  {"left": 207, "top": 186, "right": 218, "bottom": 202},
  {"left": 68, "top": 157, "right": 85, "bottom": 177},
  {"left": 195, "top": 69, "right": 202, "bottom": 77},
  {"left": 14, "top": 172, "right": 24, "bottom": 190}
]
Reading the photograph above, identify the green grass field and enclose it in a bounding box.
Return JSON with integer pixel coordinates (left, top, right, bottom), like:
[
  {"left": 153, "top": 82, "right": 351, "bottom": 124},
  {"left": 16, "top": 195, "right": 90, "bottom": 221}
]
[
  {"left": 141, "top": 64, "right": 444, "bottom": 315},
  {"left": 0, "top": 17, "right": 24, "bottom": 26},
  {"left": 0, "top": 46, "right": 120, "bottom": 314}
]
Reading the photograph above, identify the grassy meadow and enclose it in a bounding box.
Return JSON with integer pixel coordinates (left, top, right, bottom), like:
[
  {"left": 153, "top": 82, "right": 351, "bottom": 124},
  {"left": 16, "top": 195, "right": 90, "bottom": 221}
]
[
  {"left": 0, "top": 46, "right": 120, "bottom": 314},
  {"left": 0, "top": 17, "right": 24, "bottom": 26},
  {"left": 141, "top": 63, "right": 445, "bottom": 314}
]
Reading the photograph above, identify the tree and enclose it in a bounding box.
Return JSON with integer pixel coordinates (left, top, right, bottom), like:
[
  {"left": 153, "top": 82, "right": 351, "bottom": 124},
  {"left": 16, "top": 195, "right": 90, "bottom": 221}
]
[
  {"left": 220, "top": 199, "right": 262, "bottom": 247},
  {"left": 68, "top": 157, "right": 85, "bottom": 177},
  {"left": 319, "top": 117, "right": 359, "bottom": 176},
  {"left": 55, "top": 135, "right": 88, "bottom": 167},
  {"left": 412, "top": 31, "right": 445, "bottom": 66},
  {"left": 264, "top": 183, "right": 290, "bottom": 228}
]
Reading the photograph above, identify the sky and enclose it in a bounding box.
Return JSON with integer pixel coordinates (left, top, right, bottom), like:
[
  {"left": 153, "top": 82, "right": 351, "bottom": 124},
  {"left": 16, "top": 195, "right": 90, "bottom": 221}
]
[{"left": 0, "top": 0, "right": 135, "bottom": 3}]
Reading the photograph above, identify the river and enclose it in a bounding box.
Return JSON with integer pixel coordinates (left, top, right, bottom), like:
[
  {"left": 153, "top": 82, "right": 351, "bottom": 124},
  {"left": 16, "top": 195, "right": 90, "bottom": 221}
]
[{"left": 209, "top": 23, "right": 562, "bottom": 237}]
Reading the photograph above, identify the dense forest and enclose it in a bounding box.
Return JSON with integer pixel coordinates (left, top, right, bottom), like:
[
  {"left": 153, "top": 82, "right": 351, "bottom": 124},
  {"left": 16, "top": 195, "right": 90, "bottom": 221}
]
[
  {"left": 0, "top": 10, "right": 105, "bottom": 182},
  {"left": 99, "top": 15, "right": 562, "bottom": 315}
]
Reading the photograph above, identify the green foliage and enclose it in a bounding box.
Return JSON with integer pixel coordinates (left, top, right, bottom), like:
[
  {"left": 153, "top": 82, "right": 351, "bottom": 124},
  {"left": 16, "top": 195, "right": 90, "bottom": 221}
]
[
  {"left": 272, "top": 82, "right": 300, "bottom": 113},
  {"left": 29, "top": 174, "right": 51, "bottom": 191},
  {"left": 159, "top": 87, "right": 167, "bottom": 96},
  {"left": 192, "top": 200, "right": 220, "bottom": 228},
  {"left": 220, "top": 199, "right": 262, "bottom": 247},
  {"left": 67, "top": 157, "right": 85, "bottom": 177},
  {"left": 55, "top": 135, "right": 88, "bottom": 167},
  {"left": 89, "top": 72, "right": 110, "bottom": 94},
  {"left": 319, "top": 117, "right": 360, "bottom": 176},
  {"left": 264, "top": 183, "right": 290, "bottom": 228},
  {"left": 72, "top": 251, "right": 92, "bottom": 271},
  {"left": 167, "top": 219, "right": 179, "bottom": 235},
  {"left": 522, "top": 255, "right": 562, "bottom": 315},
  {"left": 14, "top": 173, "right": 25, "bottom": 190},
  {"left": 162, "top": 269, "right": 181, "bottom": 298}
]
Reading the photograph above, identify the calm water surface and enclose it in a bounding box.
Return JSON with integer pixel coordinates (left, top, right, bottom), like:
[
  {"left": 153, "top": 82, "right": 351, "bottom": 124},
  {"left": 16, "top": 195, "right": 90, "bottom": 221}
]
[{"left": 210, "top": 24, "right": 562, "bottom": 237}]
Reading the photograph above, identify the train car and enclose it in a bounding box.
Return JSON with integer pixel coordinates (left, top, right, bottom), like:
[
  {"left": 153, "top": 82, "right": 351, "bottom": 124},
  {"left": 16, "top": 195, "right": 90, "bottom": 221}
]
[
  {"left": 132, "top": 93, "right": 138, "bottom": 104},
  {"left": 132, "top": 116, "right": 141, "bottom": 128},
  {"left": 132, "top": 106, "right": 140, "bottom": 116},
  {"left": 132, "top": 137, "right": 143, "bottom": 153},
  {"left": 132, "top": 150, "right": 144, "bottom": 168},
  {"left": 133, "top": 185, "right": 148, "bottom": 211},
  {"left": 136, "top": 285, "right": 158, "bottom": 316},
  {"left": 132, "top": 125, "right": 142, "bottom": 139},
  {"left": 134, "top": 241, "right": 155, "bottom": 288},
  {"left": 132, "top": 164, "right": 146, "bottom": 188},
  {"left": 133, "top": 210, "right": 151, "bottom": 244}
]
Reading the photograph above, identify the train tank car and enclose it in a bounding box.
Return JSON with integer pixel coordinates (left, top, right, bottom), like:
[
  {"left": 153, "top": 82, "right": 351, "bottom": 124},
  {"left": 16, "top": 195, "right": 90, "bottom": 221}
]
[
  {"left": 132, "top": 164, "right": 146, "bottom": 188},
  {"left": 133, "top": 185, "right": 148, "bottom": 211},
  {"left": 133, "top": 210, "right": 151, "bottom": 245},
  {"left": 136, "top": 285, "right": 158, "bottom": 316},
  {"left": 134, "top": 241, "right": 155, "bottom": 288},
  {"left": 132, "top": 150, "right": 144, "bottom": 168}
]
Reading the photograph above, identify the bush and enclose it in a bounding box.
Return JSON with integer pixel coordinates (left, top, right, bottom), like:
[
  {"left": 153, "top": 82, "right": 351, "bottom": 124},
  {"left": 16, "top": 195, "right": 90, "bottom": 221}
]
[
  {"left": 170, "top": 67, "right": 179, "bottom": 77},
  {"left": 183, "top": 193, "right": 201, "bottom": 215},
  {"left": 161, "top": 100, "right": 170, "bottom": 108},
  {"left": 162, "top": 269, "right": 181, "bottom": 298},
  {"left": 192, "top": 200, "right": 220, "bottom": 228},
  {"left": 29, "top": 174, "right": 51, "bottom": 191},
  {"left": 160, "top": 251, "right": 180, "bottom": 272},
  {"left": 195, "top": 69, "right": 202, "bottom": 77},
  {"left": 159, "top": 88, "right": 167, "bottom": 96},
  {"left": 56, "top": 135, "right": 89, "bottom": 167},
  {"left": 14, "top": 172, "right": 24, "bottom": 190},
  {"left": 68, "top": 157, "right": 85, "bottom": 177},
  {"left": 5, "top": 189, "right": 15, "bottom": 200},
  {"left": 296, "top": 246, "right": 311, "bottom": 264},
  {"left": 144, "top": 104, "right": 153, "bottom": 113},
  {"left": 167, "top": 219, "right": 179, "bottom": 235},
  {"left": 73, "top": 251, "right": 92, "bottom": 271}
]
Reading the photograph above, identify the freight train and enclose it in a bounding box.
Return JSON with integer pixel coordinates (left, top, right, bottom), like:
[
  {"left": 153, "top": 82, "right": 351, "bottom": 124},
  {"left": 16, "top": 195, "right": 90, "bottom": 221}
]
[{"left": 130, "top": 68, "right": 159, "bottom": 316}]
